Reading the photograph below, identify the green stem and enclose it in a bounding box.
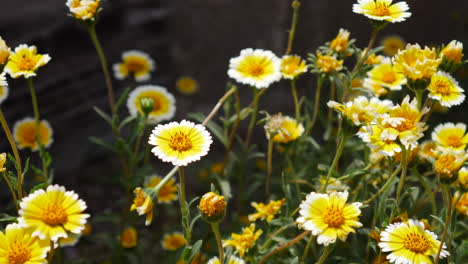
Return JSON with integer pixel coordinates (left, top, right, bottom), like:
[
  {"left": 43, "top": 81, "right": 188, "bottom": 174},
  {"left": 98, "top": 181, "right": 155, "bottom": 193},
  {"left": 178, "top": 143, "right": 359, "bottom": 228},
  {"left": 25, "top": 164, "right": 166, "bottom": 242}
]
[
  {"left": 310, "top": 77, "right": 323, "bottom": 131},
  {"left": 324, "top": 80, "right": 336, "bottom": 141},
  {"left": 321, "top": 128, "right": 346, "bottom": 192},
  {"left": 258, "top": 231, "right": 310, "bottom": 264},
  {"left": 291, "top": 79, "right": 300, "bottom": 119},
  {"left": 178, "top": 167, "right": 191, "bottom": 244},
  {"left": 0, "top": 109, "right": 23, "bottom": 199},
  {"left": 434, "top": 185, "right": 452, "bottom": 264},
  {"left": 2, "top": 172, "right": 19, "bottom": 210},
  {"left": 245, "top": 88, "right": 261, "bottom": 149},
  {"left": 395, "top": 147, "right": 408, "bottom": 204},
  {"left": 222, "top": 88, "right": 241, "bottom": 177},
  {"left": 363, "top": 163, "right": 403, "bottom": 205},
  {"left": 87, "top": 24, "right": 116, "bottom": 113},
  {"left": 211, "top": 223, "right": 224, "bottom": 264},
  {"left": 414, "top": 168, "right": 437, "bottom": 215},
  {"left": 266, "top": 139, "right": 274, "bottom": 199},
  {"left": 259, "top": 222, "right": 296, "bottom": 250},
  {"left": 415, "top": 89, "right": 424, "bottom": 110},
  {"left": 285, "top": 0, "right": 301, "bottom": 54},
  {"left": 316, "top": 245, "right": 334, "bottom": 264},
  {"left": 301, "top": 233, "right": 314, "bottom": 263}
]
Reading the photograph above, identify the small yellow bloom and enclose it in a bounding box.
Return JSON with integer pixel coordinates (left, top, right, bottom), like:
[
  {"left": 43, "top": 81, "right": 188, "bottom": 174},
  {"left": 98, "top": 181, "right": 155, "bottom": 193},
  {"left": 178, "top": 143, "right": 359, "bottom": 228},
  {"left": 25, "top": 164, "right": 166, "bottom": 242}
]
[
  {"left": 458, "top": 167, "right": 468, "bottom": 189},
  {"left": 381, "top": 35, "right": 406, "bottom": 56},
  {"left": 316, "top": 52, "right": 343, "bottom": 74},
  {"left": 66, "top": 0, "right": 100, "bottom": 20},
  {"left": 161, "top": 232, "right": 186, "bottom": 251},
  {"left": 378, "top": 219, "right": 449, "bottom": 264},
  {"left": 0, "top": 223, "right": 51, "bottom": 264},
  {"left": 223, "top": 224, "right": 262, "bottom": 257},
  {"left": 120, "top": 227, "right": 138, "bottom": 248},
  {"left": 330, "top": 28, "right": 350, "bottom": 53},
  {"left": 434, "top": 150, "right": 467, "bottom": 178},
  {"left": 199, "top": 192, "right": 227, "bottom": 222},
  {"left": 18, "top": 185, "right": 90, "bottom": 242},
  {"left": 418, "top": 140, "right": 438, "bottom": 161},
  {"left": 296, "top": 191, "right": 362, "bottom": 246},
  {"left": 454, "top": 192, "right": 468, "bottom": 216},
  {"left": 0, "top": 153, "right": 6, "bottom": 172},
  {"left": 13, "top": 117, "right": 54, "bottom": 151},
  {"left": 4, "top": 44, "right": 51, "bottom": 79},
  {"left": 127, "top": 85, "right": 176, "bottom": 124},
  {"left": 328, "top": 96, "right": 393, "bottom": 126},
  {"left": 440, "top": 40, "right": 463, "bottom": 64},
  {"left": 149, "top": 120, "right": 212, "bottom": 166},
  {"left": 176, "top": 76, "right": 199, "bottom": 95},
  {"left": 130, "top": 187, "right": 154, "bottom": 226},
  {"left": 113, "top": 50, "right": 155, "bottom": 82},
  {"left": 0, "top": 36, "right": 11, "bottom": 64},
  {"left": 353, "top": 0, "right": 411, "bottom": 23},
  {"left": 365, "top": 53, "right": 385, "bottom": 65},
  {"left": 146, "top": 175, "right": 178, "bottom": 203},
  {"left": 248, "top": 198, "right": 285, "bottom": 222},
  {"left": 280, "top": 55, "right": 307, "bottom": 79},
  {"left": 392, "top": 44, "right": 441, "bottom": 80},
  {"left": 0, "top": 72, "right": 9, "bottom": 104},
  {"left": 432, "top": 122, "right": 468, "bottom": 151},
  {"left": 427, "top": 71, "right": 465, "bottom": 107},
  {"left": 265, "top": 114, "right": 304, "bottom": 143},
  {"left": 364, "top": 58, "right": 406, "bottom": 91}
]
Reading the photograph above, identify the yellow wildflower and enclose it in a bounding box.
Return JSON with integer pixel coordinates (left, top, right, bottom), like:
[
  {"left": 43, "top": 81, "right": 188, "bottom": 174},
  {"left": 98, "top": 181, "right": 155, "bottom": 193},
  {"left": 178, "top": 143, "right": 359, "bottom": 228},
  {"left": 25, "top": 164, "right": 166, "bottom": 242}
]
[
  {"left": 176, "top": 76, "right": 199, "bottom": 95},
  {"left": 432, "top": 122, "right": 468, "bottom": 151},
  {"left": 353, "top": 0, "right": 411, "bottom": 23},
  {"left": 0, "top": 36, "right": 11, "bottom": 64},
  {"left": 457, "top": 167, "right": 468, "bottom": 189},
  {"left": 161, "top": 232, "right": 186, "bottom": 251},
  {"left": 264, "top": 114, "right": 304, "bottom": 143},
  {"left": 5, "top": 44, "right": 51, "bottom": 79},
  {"left": 454, "top": 192, "right": 468, "bottom": 216},
  {"left": 223, "top": 224, "right": 263, "bottom": 257},
  {"left": 0, "top": 153, "right": 6, "bottom": 172},
  {"left": 365, "top": 58, "right": 406, "bottom": 91},
  {"left": 113, "top": 50, "right": 155, "bottom": 82},
  {"left": 199, "top": 192, "right": 227, "bottom": 222},
  {"left": 330, "top": 28, "right": 350, "bottom": 53},
  {"left": 13, "top": 117, "right": 53, "bottom": 151},
  {"left": 427, "top": 71, "right": 465, "bottom": 107},
  {"left": 418, "top": 140, "right": 439, "bottom": 161},
  {"left": 440, "top": 40, "right": 463, "bottom": 64},
  {"left": 316, "top": 52, "right": 343, "bottom": 74},
  {"left": 434, "top": 150, "right": 467, "bottom": 178},
  {"left": 146, "top": 175, "right": 178, "bottom": 203},
  {"left": 66, "top": 0, "right": 100, "bottom": 20},
  {"left": 393, "top": 44, "right": 441, "bottom": 80},
  {"left": 381, "top": 35, "right": 405, "bottom": 56},
  {"left": 120, "top": 227, "right": 138, "bottom": 248},
  {"left": 130, "top": 187, "right": 154, "bottom": 226},
  {"left": 248, "top": 198, "right": 286, "bottom": 222},
  {"left": 280, "top": 55, "right": 307, "bottom": 79}
]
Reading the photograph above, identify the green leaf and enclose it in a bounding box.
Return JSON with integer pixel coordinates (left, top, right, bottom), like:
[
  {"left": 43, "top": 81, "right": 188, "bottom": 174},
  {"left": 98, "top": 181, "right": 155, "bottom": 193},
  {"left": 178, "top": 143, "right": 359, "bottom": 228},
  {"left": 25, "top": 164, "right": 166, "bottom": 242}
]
[
  {"left": 30, "top": 183, "right": 47, "bottom": 193},
  {"left": 187, "top": 240, "right": 203, "bottom": 263},
  {"left": 119, "top": 115, "right": 137, "bottom": 130},
  {"left": 115, "top": 87, "right": 131, "bottom": 113},
  {"left": 6, "top": 171, "right": 18, "bottom": 191},
  {"left": 0, "top": 213, "right": 16, "bottom": 222},
  {"left": 215, "top": 175, "right": 232, "bottom": 199},
  {"left": 89, "top": 137, "right": 117, "bottom": 153},
  {"left": 93, "top": 106, "right": 112, "bottom": 125}
]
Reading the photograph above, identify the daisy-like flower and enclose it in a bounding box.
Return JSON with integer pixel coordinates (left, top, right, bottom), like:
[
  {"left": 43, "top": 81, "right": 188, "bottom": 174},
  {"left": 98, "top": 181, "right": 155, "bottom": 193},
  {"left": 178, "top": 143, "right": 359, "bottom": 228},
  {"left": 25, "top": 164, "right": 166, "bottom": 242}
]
[
  {"left": 161, "top": 232, "right": 186, "bottom": 251},
  {"left": 393, "top": 44, "right": 441, "bottom": 80},
  {"left": 4, "top": 44, "right": 51, "bottom": 79},
  {"left": 120, "top": 227, "right": 138, "bottom": 248},
  {"left": 296, "top": 191, "right": 362, "bottom": 246},
  {"left": 264, "top": 114, "right": 305, "bottom": 143},
  {"left": 364, "top": 124, "right": 402, "bottom": 156},
  {"left": 418, "top": 140, "right": 439, "bottom": 161},
  {"left": 223, "top": 224, "right": 263, "bottom": 257},
  {"left": 145, "top": 175, "right": 178, "bottom": 203},
  {"left": 131, "top": 187, "right": 154, "bottom": 226},
  {"left": 207, "top": 256, "right": 245, "bottom": 264},
  {"left": 18, "top": 185, "right": 90, "bottom": 242},
  {"left": 330, "top": 28, "right": 351, "bottom": 53},
  {"left": 454, "top": 192, "right": 468, "bottom": 216},
  {"left": 458, "top": 167, "right": 468, "bottom": 189},
  {"left": 0, "top": 223, "right": 51, "bottom": 264},
  {"left": 280, "top": 55, "right": 307, "bottom": 79},
  {"left": 248, "top": 198, "right": 286, "bottom": 222},
  {"left": 378, "top": 219, "right": 449, "bottom": 264},
  {"left": 59, "top": 234, "right": 81, "bottom": 247},
  {"left": 432, "top": 122, "right": 468, "bottom": 151},
  {"left": 127, "top": 85, "right": 176, "bottom": 124},
  {"left": 0, "top": 36, "right": 11, "bottom": 64},
  {"left": 440, "top": 40, "right": 463, "bottom": 64},
  {"left": 228, "top": 48, "right": 281, "bottom": 89},
  {"left": 427, "top": 71, "right": 465, "bottom": 107},
  {"left": 148, "top": 120, "right": 212, "bottom": 166},
  {"left": 176, "top": 76, "right": 199, "bottom": 95},
  {"left": 381, "top": 35, "right": 406, "bottom": 56},
  {"left": 328, "top": 96, "right": 393, "bottom": 126},
  {"left": 13, "top": 117, "right": 53, "bottom": 151},
  {"left": 66, "top": 0, "right": 100, "bottom": 21},
  {"left": 315, "top": 52, "right": 343, "bottom": 74},
  {"left": 364, "top": 58, "right": 406, "bottom": 91},
  {"left": 434, "top": 149, "right": 467, "bottom": 178},
  {"left": 113, "top": 50, "right": 155, "bottom": 82},
  {"left": 0, "top": 72, "right": 8, "bottom": 104},
  {"left": 353, "top": 0, "right": 411, "bottom": 23}
]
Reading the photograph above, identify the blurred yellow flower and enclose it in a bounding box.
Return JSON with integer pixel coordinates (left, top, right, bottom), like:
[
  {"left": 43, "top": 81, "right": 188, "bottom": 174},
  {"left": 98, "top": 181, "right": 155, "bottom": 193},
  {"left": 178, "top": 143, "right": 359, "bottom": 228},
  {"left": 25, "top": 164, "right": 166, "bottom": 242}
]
[
  {"left": 316, "top": 52, "right": 343, "bottom": 74},
  {"left": 297, "top": 191, "right": 362, "bottom": 245},
  {"left": 5, "top": 44, "right": 50, "bottom": 79},
  {"left": 458, "top": 167, "right": 468, "bottom": 189},
  {"left": 0, "top": 36, "right": 11, "bottom": 64},
  {"left": 127, "top": 85, "right": 176, "bottom": 124},
  {"left": 328, "top": 96, "right": 393, "bottom": 126},
  {"left": 0, "top": 153, "right": 6, "bottom": 172},
  {"left": 66, "top": 0, "right": 100, "bottom": 20},
  {"left": 161, "top": 232, "right": 186, "bottom": 251},
  {"left": 434, "top": 150, "right": 467, "bottom": 178},
  {"left": 248, "top": 198, "right": 285, "bottom": 222},
  {"left": 440, "top": 40, "right": 463, "bottom": 64},
  {"left": 454, "top": 192, "right": 468, "bottom": 216},
  {"left": 18, "top": 185, "right": 90, "bottom": 242},
  {"left": 0, "top": 223, "right": 51, "bottom": 264},
  {"left": 365, "top": 53, "right": 384, "bottom": 65},
  {"left": 432, "top": 122, "right": 468, "bottom": 151},
  {"left": 207, "top": 256, "right": 245, "bottom": 264},
  {"left": 0, "top": 72, "right": 8, "bottom": 104},
  {"left": 364, "top": 58, "right": 406, "bottom": 91},
  {"left": 427, "top": 71, "right": 465, "bottom": 107},
  {"left": 13, "top": 117, "right": 53, "bottom": 151},
  {"left": 265, "top": 114, "right": 304, "bottom": 143},
  {"left": 393, "top": 44, "right": 441, "bottom": 80},
  {"left": 381, "top": 35, "right": 405, "bottom": 56},
  {"left": 120, "top": 227, "right": 138, "bottom": 248},
  {"left": 149, "top": 120, "right": 212, "bottom": 166},
  {"left": 330, "top": 28, "right": 350, "bottom": 53},
  {"left": 223, "top": 224, "right": 262, "bottom": 257},
  {"left": 280, "top": 55, "right": 307, "bottom": 79},
  {"left": 176, "top": 76, "right": 199, "bottom": 95},
  {"left": 146, "top": 175, "right": 178, "bottom": 203},
  {"left": 113, "top": 50, "right": 155, "bottom": 82},
  {"left": 418, "top": 140, "right": 438, "bottom": 161},
  {"left": 199, "top": 192, "right": 227, "bottom": 222},
  {"left": 353, "top": 0, "right": 411, "bottom": 23},
  {"left": 131, "top": 187, "right": 154, "bottom": 226}
]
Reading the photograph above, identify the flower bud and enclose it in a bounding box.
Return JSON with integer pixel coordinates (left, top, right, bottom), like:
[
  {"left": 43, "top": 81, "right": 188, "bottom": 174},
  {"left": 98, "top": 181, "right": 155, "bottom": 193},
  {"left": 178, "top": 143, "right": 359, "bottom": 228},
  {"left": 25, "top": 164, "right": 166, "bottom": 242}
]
[
  {"left": 198, "top": 192, "right": 226, "bottom": 223},
  {"left": 140, "top": 97, "right": 154, "bottom": 116},
  {"left": 0, "top": 37, "right": 11, "bottom": 65}
]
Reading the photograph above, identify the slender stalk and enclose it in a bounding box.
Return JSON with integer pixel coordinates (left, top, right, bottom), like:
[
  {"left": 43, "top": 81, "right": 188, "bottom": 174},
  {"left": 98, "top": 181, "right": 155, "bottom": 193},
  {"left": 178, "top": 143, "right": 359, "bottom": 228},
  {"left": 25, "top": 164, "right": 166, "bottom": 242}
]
[
  {"left": 203, "top": 87, "right": 236, "bottom": 126},
  {"left": 2, "top": 172, "right": 19, "bottom": 210},
  {"left": 415, "top": 89, "right": 424, "bottom": 110},
  {"left": 211, "top": 223, "right": 224, "bottom": 264},
  {"left": 395, "top": 147, "right": 408, "bottom": 204},
  {"left": 316, "top": 246, "right": 334, "bottom": 264},
  {"left": 258, "top": 231, "right": 311, "bottom": 264},
  {"left": 324, "top": 81, "right": 336, "bottom": 140},
  {"left": 350, "top": 27, "right": 379, "bottom": 76},
  {"left": 310, "top": 77, "right": 323, "bottom": 131},
  {"left": 222, "top": 88, "right": 241, "bottom": 177},
  {"left": 363, "top": 163, "right": 403, "bottom": 205},
  {"left": 321, "top": 129, "right": 346, "bottom": 192},
  {"left": 285, "top": 0, "right": 301, "bottom": 55},
  {"left": 87, "top": 24, "right": 116, "bottom": 113},
  {"left": 260, "top": 222, "right": 296, "bottom": 250},
  {"left": 414, "top": 169, "right": 437, "bottom": 215},
  {"left": 245, "top": 88, "right": 261, "bottom": 148},
  {"left": 47, "top": 241, "right": 55, "bottom": 263},
  {"left": 0, "top": 109, "right": 23, "bottom": 199},
  {"left": 301, "top": 233, "right": 314, "bottom": 263},
  {"left": 266, "top": 139, "right": 274, "bottom": 199},
  {"left": 291, "top": 79, "right": 300, "bottom": 119},
  {"left": 178, "top": 167, "right": 191, "bottom": 244},
  {"left": 434, "top": 185, "right": 452, "bottom": 264}
]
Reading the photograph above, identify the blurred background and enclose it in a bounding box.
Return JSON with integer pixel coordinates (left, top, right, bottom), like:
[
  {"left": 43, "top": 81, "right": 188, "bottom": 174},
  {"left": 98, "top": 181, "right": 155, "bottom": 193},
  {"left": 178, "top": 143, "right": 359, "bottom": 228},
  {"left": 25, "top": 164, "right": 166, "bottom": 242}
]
[{"left": 0, "top": 0, "right": 467, "bottom": 260}]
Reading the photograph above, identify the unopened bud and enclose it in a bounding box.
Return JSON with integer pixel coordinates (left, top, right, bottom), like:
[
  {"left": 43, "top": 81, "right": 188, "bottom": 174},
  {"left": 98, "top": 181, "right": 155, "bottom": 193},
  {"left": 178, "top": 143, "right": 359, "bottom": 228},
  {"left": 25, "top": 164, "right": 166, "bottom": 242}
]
[
  {"left": 140, "top": 97, "right": 154, "bottom": 116},
  {"left": 198, "top": 192, "right": 226, "bottom": 223}
]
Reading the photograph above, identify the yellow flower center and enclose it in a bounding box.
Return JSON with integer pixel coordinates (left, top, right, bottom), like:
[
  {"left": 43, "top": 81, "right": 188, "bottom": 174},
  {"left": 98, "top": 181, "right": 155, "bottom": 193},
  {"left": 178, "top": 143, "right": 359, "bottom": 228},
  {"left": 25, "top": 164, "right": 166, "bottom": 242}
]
[
  {"left": 435, "top": 154, "right": 457, "bottom": 175},
  {"left": 323, "top": 206, "right": 345, "bottom": 228},
  {"left": 446, "top": 135, "right": 463, "bottom": 148},
  {"left": 374, "top": 3, "right": 391, "bottom": 16},
  {"left": 8, "top": 242, "right": 32, "bottom": 264},
  {"left": 432, "top": 80, "right": 452, "bottom": 96},
  {"left": 403, "top": 233, "right": 430, "bottom": 254},
  {"left": 133, "top": 189, "right": 146, "bottom": 207},
  {"left": 42, "top": 203, "right": 68, "bottom": 225},
  {"left": 17, "top": 55, "right": 37, "bottom": 71},
  {"left": 246, "top": 64, "right": 265, "bottom": 77},
  {"left": 126, "top": 60, "right": 146, "bottom": 73},
  {"left": 169, "top": 132, "right": 193, "bottom": 152},
  {"left": 382, "top": 71, "right": 397, "bottom": 83}
]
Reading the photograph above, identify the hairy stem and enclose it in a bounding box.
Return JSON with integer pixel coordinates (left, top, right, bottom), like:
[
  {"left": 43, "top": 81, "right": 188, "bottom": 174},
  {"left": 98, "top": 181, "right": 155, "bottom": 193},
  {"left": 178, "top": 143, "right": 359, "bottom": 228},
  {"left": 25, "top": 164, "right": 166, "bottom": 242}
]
[
  {"left": 211, "top": 223, "right": 224, "bottom": 264},
  {"left": 434, "top": 185, "right": 452, "bottom": 264},
  {"left": 258, "top": 231, "right": 310, "bottom": 264},
  {"left": 266, "top": 139, "right": 274, "bottom": 199},
  {"left": 310, "top": 77, "right": 323, "bottom": 131},
  {"left": 285, "top": 0, "right": 301, "bottom": 54}
]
